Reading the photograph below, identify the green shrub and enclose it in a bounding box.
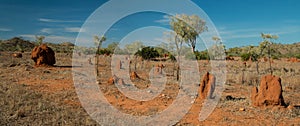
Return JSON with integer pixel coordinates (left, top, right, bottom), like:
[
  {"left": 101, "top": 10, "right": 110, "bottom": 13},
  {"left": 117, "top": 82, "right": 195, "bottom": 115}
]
[
  {"left": 135, "top": 46, "right": 160, "bottom": 60},
  {"left": 184, "top": 51, "right": 209, "bottom": 60},
  {"left": 240, "top": 53, "right": 259, "bottom": 61},
  {"left": 169, "top": 54, "right": 176, "bottom": 61},
  {"left": 295, "top": 54, "right": 300, "bottom": 59},
  {"left": 196, "top": 51, "right": 209, "bottom": 60},
  {"left": 241, "top": 53, "right": 251, "bottom": 61},
  {"left": 185, "top": 52, "right": 197, "bottom": 60},
  {"left": 98, "top": 48, "right": 112, "bottom": 55},
  {"left": 272, "top": 55, "right": 280, "bottom": 60}
]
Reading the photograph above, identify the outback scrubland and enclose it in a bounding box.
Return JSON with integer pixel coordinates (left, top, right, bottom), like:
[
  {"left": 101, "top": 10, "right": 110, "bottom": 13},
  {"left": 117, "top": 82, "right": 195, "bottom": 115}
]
[{"left": 0, "top": 37, "right": 299, "bottom": 125}]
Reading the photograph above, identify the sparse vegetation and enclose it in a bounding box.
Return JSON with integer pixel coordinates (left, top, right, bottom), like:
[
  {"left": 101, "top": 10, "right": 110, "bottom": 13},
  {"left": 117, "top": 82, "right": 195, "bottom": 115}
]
[
  {"left": 135, "top": 46, "right": 160, "bottom": 60},
  {"left": 35, "top": 35, "right": 45, "bottom": 46},
  {"left": 0, "top": 32, "right": 300, "bottom": 125}
]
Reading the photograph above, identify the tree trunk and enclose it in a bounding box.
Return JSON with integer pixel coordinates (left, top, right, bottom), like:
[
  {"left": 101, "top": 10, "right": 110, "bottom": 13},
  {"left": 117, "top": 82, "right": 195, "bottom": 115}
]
[
  {"left": 96, "top": 53, "right": 100, "bottom": 76},
  {"left": 191, "top": 46, "right": 195, "bottom": 53},
  {"left": 256, "top": 61, "right": 259, "bottom": 75},
  {"left": 176, "top": 55, "right": 180, "bottom": 81},
  {"left": 268, "top": 46, "right": 273, "bottom": 75}
]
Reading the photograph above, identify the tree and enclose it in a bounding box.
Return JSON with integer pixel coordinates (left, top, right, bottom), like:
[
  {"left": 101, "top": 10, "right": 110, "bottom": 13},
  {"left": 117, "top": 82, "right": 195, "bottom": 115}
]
[
  {"left": 124, "top": 41, "right": 144, "bottom": 54},
  {"left": 107, "top": 42, "right": 119, "bottom": 52},
  {"left": 94, "top": 35, "right": 106, "bottom": 51},
  {"left": 170, "top": 14, "right": 207, "bottom": 53},
  {"left": 209, "top": 36, "right": 226, "bottom": 60},
  {"left": 135, "top": 46, "right": 159, "bottom": 60},
  {"left": 35, "top": 35, "right": 45, "bottom": 45},
  {"left": 94, "top": 35, "right": 106, "bottom": 76},
  {"left": 260, "top": 33, "right": 278, "bottom": 75},
  {"left": 166, "top": 31, "right": 183, "bottom": 80}
]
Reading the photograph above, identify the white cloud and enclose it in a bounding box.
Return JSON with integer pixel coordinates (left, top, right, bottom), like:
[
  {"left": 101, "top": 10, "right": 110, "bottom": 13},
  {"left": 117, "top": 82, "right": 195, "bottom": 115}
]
[
  {"left": 19, "top": 34, "right": 36, "bottom": 39},
  {"left": 38, "top": 18, "right": 81, "bottom": 23},
  {"left": 41, "top": 28, "right": 54, "bottom": 34},
  {"left": 46, "top": 35, "right": 75, "bottom": 42},
  {"left": 154, "top": 15, "right": 170, "bottom": 25},
  {"left": 40, "top": 27, "right": 85, "bottom": 34},
  {"left": 65, "top": 27, "right": 85, "bottom": 33},
  {"left": 219, "top": 25, "right": 300, "bottom": 40},
  {"left": 0, "top": 28, "right": 13, "bottom": 32},
  {"left": 20, "top": 34, "right": 75, "bottom": 43}
]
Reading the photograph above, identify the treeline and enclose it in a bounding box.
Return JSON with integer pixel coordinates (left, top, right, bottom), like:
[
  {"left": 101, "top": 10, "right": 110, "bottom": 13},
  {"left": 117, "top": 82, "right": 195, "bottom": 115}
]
[
  {"left": 1, "top": 37, "right": 300, "bottom": 60},
  {"left": 0, "top": 37, "right": 74, "bottom": 53},
  {"left": 227, "top": 42, "right": 300, "bottom": 61}
]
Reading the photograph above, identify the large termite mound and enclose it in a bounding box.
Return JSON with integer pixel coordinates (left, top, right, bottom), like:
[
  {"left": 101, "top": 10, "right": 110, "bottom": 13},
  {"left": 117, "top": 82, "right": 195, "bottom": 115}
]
[
  {"left": 251, "top": 75, "right": 285, "bottom": 107},
  {"left": 199, "top": 72, "right": 215, "bottom": 99},
  {"left": 31, "top": 44, "right": 56, "bottom": 66}
]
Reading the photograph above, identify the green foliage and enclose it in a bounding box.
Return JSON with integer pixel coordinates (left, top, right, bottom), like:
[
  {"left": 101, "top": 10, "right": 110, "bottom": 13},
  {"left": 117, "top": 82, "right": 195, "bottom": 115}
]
[
  {"left": 125, "top": 41, "right": 144, "bottom": 54},
  {"left": 241, "top": 53, "right": 251, "bottom": 61},
  {"left": 0, "top": 37, "right": 35, "bottom": 52},
  {"left": 35, "top": 35, "right": 45, "bottom": 46},
  {"left": 135, "top": 46, "right": 159, "bottom": 60},
  {"left": 169, "top": 54, "right": 177, "bottom": 61},
  {"left": 185, "top": 50, "right": 209, "bottom": 60},
  {"left": 94, "top": 35, "right": 106, "bottom": 48},
  {"left": 272, "top": 55, "right": 279, "bottom": 60},
  {"left": 227, "top": 47, "right": 243, "bottom": 57},
  {"left": 185, "top": 52, "right": 197, "bottom": 60},
  {"left": 107, "top": 42, "right": 119, "bottom": 52},
  {"left": 81, "top": 48, "right": 95, "bottom": 55},
  {"left": 170, "top": 14, "right": 207, "bottom": 52},
  {"left": 196, "top": 51, "right": 210, "bottom": 60},
  {"left": 154, "top": 47, "right": 168, "bottom": 56},
  {"left": 98, "top": 48, "right": 112, "bottom": 55},
  {"left": 240, "top": 53, "right": 258, "bottom": 61},
  {"left": 208, "top": 44, "right": 225, "bottom": 60},
  {"left": 295, "top": 54, "right": 300, "bottom": 59}
]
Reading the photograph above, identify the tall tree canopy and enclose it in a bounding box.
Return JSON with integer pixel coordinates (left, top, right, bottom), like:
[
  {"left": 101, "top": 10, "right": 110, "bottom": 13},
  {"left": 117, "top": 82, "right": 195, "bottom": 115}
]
[{"left": 170, "top": 14, "right": 207, "bottom": 53}]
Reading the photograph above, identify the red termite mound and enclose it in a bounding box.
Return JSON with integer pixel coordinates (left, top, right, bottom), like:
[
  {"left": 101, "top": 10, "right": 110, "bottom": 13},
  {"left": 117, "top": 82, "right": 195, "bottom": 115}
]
[
  {"left": 199, "top": 72, "right": 215, "bottom": 99},
  {"left": 108, "top": 75, "right": 125, "bottom": 85},
  {"left": 31, "top": 44, "right": 56, "bottom": 66},
  {"left": 130, "top": 71, "right": 140, "bottom": 80},
  {"left": 251, "top": 75, "right": 285, "bottom": 107}
]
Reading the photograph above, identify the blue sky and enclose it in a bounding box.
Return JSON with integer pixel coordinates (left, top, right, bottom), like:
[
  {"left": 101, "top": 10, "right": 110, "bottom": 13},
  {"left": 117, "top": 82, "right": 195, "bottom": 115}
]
[{"left": 0, "top": 0, "right": 299, "bottom": 49}]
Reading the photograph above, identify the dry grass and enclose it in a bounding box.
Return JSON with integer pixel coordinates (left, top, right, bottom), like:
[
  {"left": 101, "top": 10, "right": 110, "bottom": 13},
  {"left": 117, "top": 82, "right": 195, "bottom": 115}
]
[{"left": 0, "top": 52, "right": 299, "bottom": 125}]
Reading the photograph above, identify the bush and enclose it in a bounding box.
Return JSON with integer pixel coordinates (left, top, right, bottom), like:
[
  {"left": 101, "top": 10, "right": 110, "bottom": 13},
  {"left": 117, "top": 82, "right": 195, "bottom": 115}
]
[
  {"left": 272, "top": 55, "right": 280, "bottom": 60},
  {"left": 185, "top": 52, "right": 197, "bottom": 60},
  {"left": 241, "top": 53, "right": 251, "bottom": 61},
  {"left": 295, "top": 54, "right": 300, "bottom": 59},
  {"left": 184, "top": 51, "right": 209, "bottom": 60},
  {"left": 240, "top": 53, "right": 259, "bottom": 61},
  {"left": 135, "top": 46, "right": 160, "bottom": 60},
  {"left": 98, "top": 48, "right": 112, "bottom": 55},
  {"left": 169, "top": 54, "right": 176, "bottom": 61},
  {"left": 196, "top": 51, "right": 209, "bottom": 60}
]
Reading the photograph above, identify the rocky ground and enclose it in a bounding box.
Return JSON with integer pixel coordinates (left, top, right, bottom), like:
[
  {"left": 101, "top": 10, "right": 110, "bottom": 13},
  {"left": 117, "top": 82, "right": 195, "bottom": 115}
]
[{"left": 0, "top": 51, "right": 299, "bottom": 125}]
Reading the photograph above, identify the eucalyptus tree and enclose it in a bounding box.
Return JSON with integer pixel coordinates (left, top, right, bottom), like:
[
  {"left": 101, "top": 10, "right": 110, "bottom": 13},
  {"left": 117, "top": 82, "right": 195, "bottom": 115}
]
[
  {"left": 94, "top": 35, "right": 106, "bottom": 51},
  {"left": 170, "top": 14, "right": 207, "bottom": 53},
  {"left": 169, "top": 14, "right": 207, "bottom": 80},
  {"left": 94, "top": 35, "right": 106, "bottom": 76},
  {"left": 259, "top": 33, "right": 278, "bottom": 75},
  {"left": 210, "top": 36, "right": 226, "bottom": 60},
  {"left": 124, "top": 41, "right": 144, "bottom": 55},
  {"left": 35, "top": 35, "right": 45, "bottom": 45}
]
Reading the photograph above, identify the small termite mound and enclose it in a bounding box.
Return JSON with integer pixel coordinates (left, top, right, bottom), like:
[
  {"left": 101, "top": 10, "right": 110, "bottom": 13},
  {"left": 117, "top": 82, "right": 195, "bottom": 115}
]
[{"left": 199, "top": 72, "right": 215, "bottom": 99}]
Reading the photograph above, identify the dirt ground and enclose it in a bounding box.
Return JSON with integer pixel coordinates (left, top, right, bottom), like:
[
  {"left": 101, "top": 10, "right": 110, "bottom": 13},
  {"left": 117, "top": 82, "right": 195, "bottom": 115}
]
[{"left": 0, "top": 51, "right": 299, "bottom": 125}]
